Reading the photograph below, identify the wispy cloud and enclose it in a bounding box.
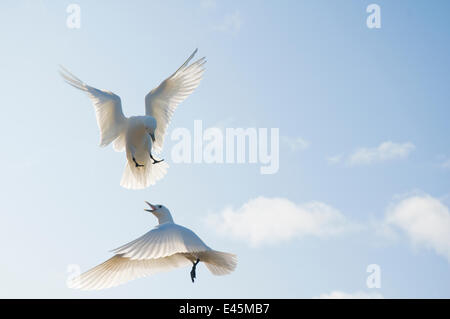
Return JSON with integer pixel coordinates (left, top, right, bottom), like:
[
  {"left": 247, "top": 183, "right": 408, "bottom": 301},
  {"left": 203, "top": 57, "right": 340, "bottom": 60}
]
[
  {"left": 316, "top": 291, "right": 383, "bottom": 299},
  {"left": 281, "top": 136, "right": 310, "bottom": 152},
  {"left": 327, "top": 154, "right": 343, "bottom": 165},
  {"left": 383, "top": 194, "right": 450, "bottom": 262},
  {"left": 214, "top": 10, "right": 242, "bottom": 33},
  {"left": 328, "top": 141, "right": 415, "bottom": 165},
  {"left": 349, "top": 141, "right": 415, "bottom": 165},
  {"left": 205, "top": 197, "right": 358, "bottom": 247}
]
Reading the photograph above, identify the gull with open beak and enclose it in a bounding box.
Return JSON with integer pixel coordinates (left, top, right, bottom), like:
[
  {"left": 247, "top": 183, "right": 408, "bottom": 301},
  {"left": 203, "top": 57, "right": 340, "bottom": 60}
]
[
  {"left": 69, "top": 202, "right": 237, "bottom": 290},
  {"left": 59, "top": 49, "right": 206, "bottom": 189}
]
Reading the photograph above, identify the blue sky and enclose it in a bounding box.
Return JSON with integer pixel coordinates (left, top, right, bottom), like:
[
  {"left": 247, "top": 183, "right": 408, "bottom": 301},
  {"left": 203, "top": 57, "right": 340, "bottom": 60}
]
[{"left": 0, "top": 0, "right": 449, "bottom": 298}]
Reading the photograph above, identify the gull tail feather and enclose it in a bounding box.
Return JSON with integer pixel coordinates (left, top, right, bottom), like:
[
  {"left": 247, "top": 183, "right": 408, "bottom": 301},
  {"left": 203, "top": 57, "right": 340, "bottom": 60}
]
[
  {"left": 200, "top": 251, "right": 237, "bottom": 276},
  {"left": 120, "top": 158, "right": 169, "bottom": 190}
]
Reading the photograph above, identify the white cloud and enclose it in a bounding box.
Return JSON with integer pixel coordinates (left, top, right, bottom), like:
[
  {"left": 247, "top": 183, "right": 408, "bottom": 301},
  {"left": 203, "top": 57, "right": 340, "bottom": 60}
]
[
  {"left": 282, "top": 136, "right": 310, "bottom": 152},
  {"left": 316, "top": 291, "right": 383, "bottom": 299},
  {"left": 385, "top": 195, "right": 450, "bottom": 262},
  {"left": 327, "top": 154, "right": 343, "bottom": 164},
  {"left": 205, "top": 197, "right": 357, "bottom": 247},
  {"left": 348, "top": 141, "right": 415, "bottom": 165},
  {"left": 214, "top": 11, "right": 242, "bottom": 33}
]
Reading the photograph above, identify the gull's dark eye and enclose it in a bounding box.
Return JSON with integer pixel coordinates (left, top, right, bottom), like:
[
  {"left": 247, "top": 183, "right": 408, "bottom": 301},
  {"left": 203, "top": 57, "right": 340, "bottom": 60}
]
[{"left": 158, "top": 205, "right": 162, "bottom": 208}]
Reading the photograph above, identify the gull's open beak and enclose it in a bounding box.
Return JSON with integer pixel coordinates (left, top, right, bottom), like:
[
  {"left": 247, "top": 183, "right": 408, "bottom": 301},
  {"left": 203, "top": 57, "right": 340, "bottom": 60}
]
[{"left": 144, "top": 201, "right": 157, "bottom": 212}]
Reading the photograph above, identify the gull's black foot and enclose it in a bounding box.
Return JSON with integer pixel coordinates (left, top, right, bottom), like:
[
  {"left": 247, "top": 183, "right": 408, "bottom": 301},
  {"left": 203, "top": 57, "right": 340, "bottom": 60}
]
[
  {"left": 133, "top": 157, "right": 144, "bottom": 168},
  {"left": 150, "top": 153, "right": 164, "bottom": 165},
  {"left": 152, "top": 158, "right": 164, "bottom": 165},
  {"left": 190, "top": 259, "right": 200, "bottom": 283}
]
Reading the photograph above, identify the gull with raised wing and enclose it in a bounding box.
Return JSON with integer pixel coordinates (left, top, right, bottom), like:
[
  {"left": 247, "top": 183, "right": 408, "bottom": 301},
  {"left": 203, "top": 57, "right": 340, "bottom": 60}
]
[
  {"left": 69, "top": 202, "right": 237, "bottom": 290},
  {"left": 59, "top": 49, "right": 206, "bottom": 189}
]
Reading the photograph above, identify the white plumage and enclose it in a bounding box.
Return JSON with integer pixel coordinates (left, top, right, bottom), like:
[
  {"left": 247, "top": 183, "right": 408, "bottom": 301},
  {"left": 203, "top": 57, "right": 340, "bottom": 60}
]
[
  {"left": 145, "top": 49, "right": 206, "bottom": 153},
  {"left": 60, "top": 49, "right": 206, "bottom": 189},
  {"left": 69, "top": 203, "right": 237, "bottom": 290}
]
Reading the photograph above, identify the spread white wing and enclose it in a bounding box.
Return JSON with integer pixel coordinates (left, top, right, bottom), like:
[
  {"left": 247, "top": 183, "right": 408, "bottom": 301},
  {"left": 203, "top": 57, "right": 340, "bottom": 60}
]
[
  {"left": 70, "top": 223, "right": 237, "bottom": 290},
  {"left": 145, "top": 49, "right": 206, "bottom": 153},
  {"left": 59, "top": 66, "right": 127, "bottom": 150},
  {"left": 68, "top": 254, "right": 191, "bottom": 290},
  {"left": 111, "top": 223, "right": 211, "bottom": 260}
]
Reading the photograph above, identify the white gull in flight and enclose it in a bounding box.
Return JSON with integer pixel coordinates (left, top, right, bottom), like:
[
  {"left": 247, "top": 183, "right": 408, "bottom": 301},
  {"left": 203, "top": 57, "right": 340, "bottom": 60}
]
[{"left": 60, "top": 49, "right": 205, "bottom": 189}]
